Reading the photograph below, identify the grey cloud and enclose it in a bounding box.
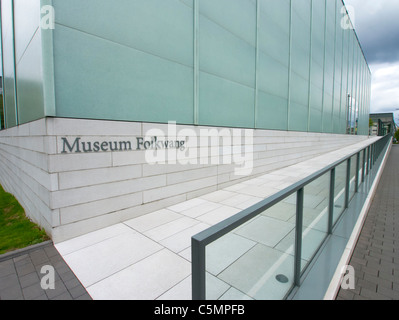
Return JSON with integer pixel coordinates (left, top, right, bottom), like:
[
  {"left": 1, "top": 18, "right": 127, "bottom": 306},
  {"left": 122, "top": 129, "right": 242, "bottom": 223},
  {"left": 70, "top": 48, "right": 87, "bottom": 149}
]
[{"left": 346, "top": 0, "right": 399, "bottom": 64}]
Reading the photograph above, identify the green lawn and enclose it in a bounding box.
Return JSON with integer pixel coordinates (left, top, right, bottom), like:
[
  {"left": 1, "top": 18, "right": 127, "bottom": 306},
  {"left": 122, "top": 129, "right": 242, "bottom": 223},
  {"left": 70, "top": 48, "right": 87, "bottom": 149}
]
[{"left": 0, "top": 184, "right": 50, "bottom": 255}]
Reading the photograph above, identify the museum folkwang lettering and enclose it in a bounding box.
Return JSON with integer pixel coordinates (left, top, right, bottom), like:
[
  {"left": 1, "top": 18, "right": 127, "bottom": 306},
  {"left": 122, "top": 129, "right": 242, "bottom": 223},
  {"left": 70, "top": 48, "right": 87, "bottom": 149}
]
[{"left": 61, "top": 137, "right": 187, "bottom": 154}]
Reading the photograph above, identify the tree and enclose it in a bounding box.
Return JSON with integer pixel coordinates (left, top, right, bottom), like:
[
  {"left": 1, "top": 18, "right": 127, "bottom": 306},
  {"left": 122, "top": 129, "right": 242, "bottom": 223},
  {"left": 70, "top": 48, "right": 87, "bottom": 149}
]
[
  {"left": 369, "top": 118, "right": 374, "bottom": 128},
  {"left": 395, "top": 129, "right": 399, "bottom": 143}
]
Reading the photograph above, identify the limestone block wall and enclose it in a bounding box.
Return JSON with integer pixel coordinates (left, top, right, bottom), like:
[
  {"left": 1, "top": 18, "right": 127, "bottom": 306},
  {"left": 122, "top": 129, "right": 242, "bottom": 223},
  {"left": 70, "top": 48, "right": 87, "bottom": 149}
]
[
  {"left": 0, "top": 118, "right": 370, "bottom": 242},
  {"left": 0, "top": 118, "right": 56, "bottom": 233}
]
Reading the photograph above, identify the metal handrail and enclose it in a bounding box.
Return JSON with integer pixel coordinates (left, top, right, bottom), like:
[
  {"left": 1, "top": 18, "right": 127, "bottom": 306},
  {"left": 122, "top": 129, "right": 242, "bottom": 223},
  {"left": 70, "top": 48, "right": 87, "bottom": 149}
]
[{"left": 191, "top": 134, "right": 392, "bottom": 300}]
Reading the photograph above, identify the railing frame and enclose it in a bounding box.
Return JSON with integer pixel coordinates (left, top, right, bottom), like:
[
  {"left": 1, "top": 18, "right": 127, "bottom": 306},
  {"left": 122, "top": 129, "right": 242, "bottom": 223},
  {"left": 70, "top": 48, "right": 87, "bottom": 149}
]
[{"left": 192, "top": 135, "right": 392, "bottom": 300}]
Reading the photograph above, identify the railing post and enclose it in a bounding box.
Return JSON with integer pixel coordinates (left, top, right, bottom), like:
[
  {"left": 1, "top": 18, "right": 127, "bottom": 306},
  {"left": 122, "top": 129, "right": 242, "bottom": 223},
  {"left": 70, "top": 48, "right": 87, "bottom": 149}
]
[
  {"left": 361, "top": 149, "right": 366, "bottom": 183},
  {"left": 345, "top": 158, "right": 351, "bottom": 209},
  {"left": 355, "top": 152, "right": 360, "bottom": 193},
  {"left": 369, "top": 145, "right": 373, "bottom": 171},
  {"left": 366, "top": 146, "right": 370, "bottom": 175},
  {"left": 328, "top": 168, "right": 335, "bottom": 234},
  {"left": 192, "top": 237, "right": 206, "bottom": 300},
  {"left": 371, "top": 144, "right": 375, "bottom": 168},
  {"left": 294, "top": 188, "right": 304, "bottom": 287}
]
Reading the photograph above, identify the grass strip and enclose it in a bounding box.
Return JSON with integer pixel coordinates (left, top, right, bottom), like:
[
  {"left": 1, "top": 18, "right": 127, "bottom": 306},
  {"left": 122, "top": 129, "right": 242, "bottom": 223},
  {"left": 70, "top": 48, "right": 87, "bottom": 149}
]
[{"left": 0, "top": 184, "right": 49, "bottom": 255}]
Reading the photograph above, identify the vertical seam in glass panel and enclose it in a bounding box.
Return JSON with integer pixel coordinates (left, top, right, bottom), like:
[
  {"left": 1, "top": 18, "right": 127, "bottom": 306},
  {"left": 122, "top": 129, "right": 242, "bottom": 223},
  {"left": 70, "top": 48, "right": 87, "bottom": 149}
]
[
  {"left": 11, "top": 0, "right": 18, "bottom": 126},
  {"left": 0, "top": 4, "right": 7, "bottom": 129},
  {"left": 351, "top": 48, "right": 358, "bottom": 134},
  {"left": 345, "top": 26, "right": 350, "bottom": 134},
  {"left": 345, "top": 157, "right": 350, "bottom": 208},
  {"left": 41, "top": 0, "right": 56, "bottom": 118},
  {"left": 354, "top": 48, "right": 359, "bottom": 135},
  {"left": 361, "top": 60, "right": 364, "bottom": 135},
  {"left": 366, "top": 74, "right": 368, "bottom": 134},
  {"left": 307, "top": 0, "right": 313, "bottom": 132},
  {"left": 321, "top": 0, "right": 327, "bottom": 133},
  {"left": 359, "top": 59, "right": 364, "bottom": 135},
  {"left": 358, "top": 61, "right": 362, "bottom": 135},
  {"left": 360, "top": 53, "right": 364, "bottom": 134},
  {"left": 361, "top": 149, "right": 366, "bottom": 182},
  {"left": 193, "top": 0, "right": 199, "bottom": 126},
  {"left": 365, "top": 73, "right": 368, "bottom": 133},
  {"left": 354, "top": 49, "right": 358, "bottom": 135},
  {"left": 254, "top": 0, "right": 260, "bottom": 129},
  {"left": 349, "top": 36, "right": 355, "bottom": 135},
  {"left": 331, "top": 0, "right": 337, "bottom": 133},
  {"left": 339, "top": 1, "right": 345, "bottom": 134},
  {"left": 287, "top": 0, "right": 292, "bottom": 131},
  {"left": 352, "top": 37, "right": 359, "bottom": 135},
  {"left": 366, "top": 146, "right": 370, "bottom": 175}
]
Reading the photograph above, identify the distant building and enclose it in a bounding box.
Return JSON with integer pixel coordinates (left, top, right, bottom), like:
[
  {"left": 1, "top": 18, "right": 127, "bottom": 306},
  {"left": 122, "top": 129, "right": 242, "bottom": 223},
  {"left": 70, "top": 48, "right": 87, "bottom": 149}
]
[{"left": 370, "top": 113, "right": 397, "bottom": 136}]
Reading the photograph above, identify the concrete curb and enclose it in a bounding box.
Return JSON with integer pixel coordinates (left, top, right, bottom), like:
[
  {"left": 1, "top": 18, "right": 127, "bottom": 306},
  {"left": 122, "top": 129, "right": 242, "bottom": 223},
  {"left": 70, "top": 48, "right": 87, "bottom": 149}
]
[{"left": 0, "top": 240, "right": 53, "bottom": 263}]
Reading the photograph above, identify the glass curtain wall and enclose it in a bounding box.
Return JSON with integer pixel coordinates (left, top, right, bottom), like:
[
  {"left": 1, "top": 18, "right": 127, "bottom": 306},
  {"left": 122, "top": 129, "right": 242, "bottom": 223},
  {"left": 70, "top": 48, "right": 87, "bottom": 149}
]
[{"left": 1, "top": 0, "right": 371, "bottom": 132}]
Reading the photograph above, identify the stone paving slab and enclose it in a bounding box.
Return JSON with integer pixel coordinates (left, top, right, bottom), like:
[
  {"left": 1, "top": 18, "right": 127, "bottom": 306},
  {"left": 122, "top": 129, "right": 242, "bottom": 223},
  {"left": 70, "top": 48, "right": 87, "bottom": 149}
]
[
  {"left": 0, "top": 241, "right": 92, "bottom": 300},
  {"left": 337, "top": 145, "right": 399, "bottom": 300}
]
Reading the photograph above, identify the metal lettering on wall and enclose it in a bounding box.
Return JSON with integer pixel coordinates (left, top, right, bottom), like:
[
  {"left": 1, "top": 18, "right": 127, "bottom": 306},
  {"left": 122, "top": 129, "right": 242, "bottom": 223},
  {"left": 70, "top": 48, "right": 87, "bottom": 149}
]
[{"left": 60, "top": 137, "right": 186, "bottom": 154}]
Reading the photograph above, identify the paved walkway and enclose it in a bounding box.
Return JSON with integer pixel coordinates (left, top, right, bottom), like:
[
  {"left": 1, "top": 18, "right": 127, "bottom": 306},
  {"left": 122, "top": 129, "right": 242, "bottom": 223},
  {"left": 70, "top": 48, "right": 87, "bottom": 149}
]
[
  {"left": 0, "top": 241, "right": 92, "bottom": 300},
  {"left": 336, "top": 145, "right": 399, "bottom": 300}
]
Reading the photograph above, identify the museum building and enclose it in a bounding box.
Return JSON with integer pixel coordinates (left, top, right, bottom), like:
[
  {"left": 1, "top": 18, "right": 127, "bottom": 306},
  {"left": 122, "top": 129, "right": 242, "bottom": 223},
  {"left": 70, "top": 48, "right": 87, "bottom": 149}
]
[{"left": 0, "top": 0, "right": 373, "bottom": 245}]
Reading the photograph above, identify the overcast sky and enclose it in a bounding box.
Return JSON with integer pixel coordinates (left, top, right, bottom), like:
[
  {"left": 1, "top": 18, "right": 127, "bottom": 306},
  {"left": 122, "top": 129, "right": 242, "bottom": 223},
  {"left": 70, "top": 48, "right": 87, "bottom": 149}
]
[{"left": 344, "top": 0, "right": 399, "bottom": 116}]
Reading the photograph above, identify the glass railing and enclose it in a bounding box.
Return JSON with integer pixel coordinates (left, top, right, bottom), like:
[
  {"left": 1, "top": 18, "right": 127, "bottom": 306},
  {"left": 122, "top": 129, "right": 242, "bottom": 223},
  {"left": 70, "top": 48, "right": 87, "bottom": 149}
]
[{"left": 192, "top": 135, "right": 392, "bottom": 300}]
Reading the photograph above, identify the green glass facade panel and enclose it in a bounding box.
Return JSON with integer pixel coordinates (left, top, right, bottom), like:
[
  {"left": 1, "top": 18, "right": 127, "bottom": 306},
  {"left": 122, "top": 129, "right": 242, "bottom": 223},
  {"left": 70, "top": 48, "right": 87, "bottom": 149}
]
[
  {"left": 14, "top": 32, "right": 45, "bottom": 124},
  {"left": 290, "top": 72, "right": 309, "bottom": 108},
  {"left": 53, "top": 0, "right": 195, "bottom": 68},
  {"left": 332, "top": 10, "right": 343, "bottom": 135},
  {"left": 53, "top": 0, "right": 195, "bottom": 124},
  {"left": 289, "top": 101, "right": 309, "bottom": 132},
  {"left": 199, "top": 72, "right": 255, "bottom": 128},
  {"left": 198, "top": 0, "right": 256, "bottom": 128},
  {"left": 1, "top": 0, "right": 17, "bottom": 128},
  {"left": 53, "top": 24, "right": 194, "bottom": 124},
  {"left": 199, "top": 0, "right": 256, "bottom": 46},
  {"left": 258, "top": 52, "right": 289, "bottom": 100},
  {"left": 258, "top": 2, "right": 290, "bottom": 67},
  {"left": 199, "top": 14, "right": 256, "bottom": 89},
  {"left": 13, "top": 0, "right": 40, "bottom": 63},
  {"left": 257, "top": 91, "right": 288, "bottom": 130},
  {"left": 311, "top": 0, "right": 325, "bottom": 68},
  {"left": 14, "top": 0, "right": 45, "bottom": 125},
  {"left": 257, "top": 0, "right": 290, "bottom": 130}
]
